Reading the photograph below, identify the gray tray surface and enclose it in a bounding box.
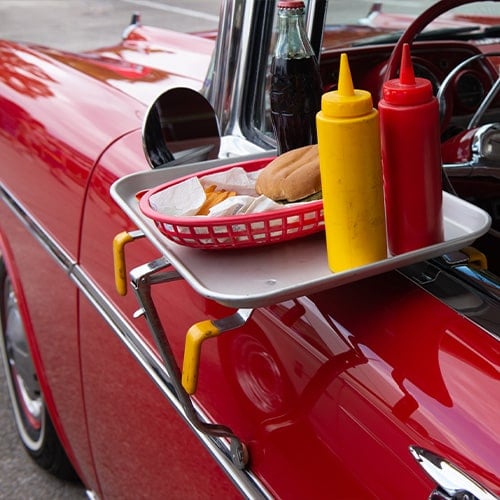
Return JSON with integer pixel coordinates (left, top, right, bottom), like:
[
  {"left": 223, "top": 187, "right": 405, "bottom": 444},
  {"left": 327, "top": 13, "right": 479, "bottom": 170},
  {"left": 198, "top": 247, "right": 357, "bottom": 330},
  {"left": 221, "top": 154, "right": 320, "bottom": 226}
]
[{"left": 111, "top": 157, "right": 492, "bottom": 308}]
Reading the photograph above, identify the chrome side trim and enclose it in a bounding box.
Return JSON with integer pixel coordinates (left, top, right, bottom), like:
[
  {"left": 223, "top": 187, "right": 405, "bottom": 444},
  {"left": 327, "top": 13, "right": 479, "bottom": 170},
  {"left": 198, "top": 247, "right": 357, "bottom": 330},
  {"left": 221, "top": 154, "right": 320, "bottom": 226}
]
[
  {"left": 71, "top": 267, "right": 268, "bottom": 497},
  {"left": 0, "top": 184, "right": 271, "bottom": 498},
  {"left": 0, "top": 185, "right": 76, "bottom": 274}
]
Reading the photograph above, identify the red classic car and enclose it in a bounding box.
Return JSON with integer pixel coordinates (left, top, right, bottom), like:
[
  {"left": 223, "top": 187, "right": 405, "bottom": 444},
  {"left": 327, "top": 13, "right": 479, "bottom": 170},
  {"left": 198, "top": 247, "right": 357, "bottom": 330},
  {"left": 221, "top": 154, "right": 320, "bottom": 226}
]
[{"left": 0, "top": 0, "right": 499, "bottom": 498}]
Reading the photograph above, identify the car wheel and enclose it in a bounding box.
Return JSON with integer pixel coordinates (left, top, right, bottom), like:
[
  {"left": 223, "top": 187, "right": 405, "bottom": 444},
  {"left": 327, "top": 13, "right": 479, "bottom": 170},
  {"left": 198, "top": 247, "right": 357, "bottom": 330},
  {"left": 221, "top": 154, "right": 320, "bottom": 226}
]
[{"left": 0, "top": 259, "right": 79, "bottom": 481}]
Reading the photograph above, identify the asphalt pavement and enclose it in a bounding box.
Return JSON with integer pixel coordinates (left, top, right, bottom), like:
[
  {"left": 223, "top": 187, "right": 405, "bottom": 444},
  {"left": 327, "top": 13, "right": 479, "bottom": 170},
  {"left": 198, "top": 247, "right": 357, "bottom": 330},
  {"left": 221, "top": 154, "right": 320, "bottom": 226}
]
[
  {"left": 0, "top": 378, "right": 87, "bottom": 499},
  {"left": 1, "top": 0, "right": 219, "bottom": 52}
]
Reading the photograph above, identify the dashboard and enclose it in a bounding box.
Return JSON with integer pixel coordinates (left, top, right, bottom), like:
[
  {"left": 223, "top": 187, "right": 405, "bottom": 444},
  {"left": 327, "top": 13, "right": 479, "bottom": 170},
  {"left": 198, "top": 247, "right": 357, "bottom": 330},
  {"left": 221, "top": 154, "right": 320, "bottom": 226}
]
[{"left": 320, "top": 41, "right": 500, "bottom": 137}]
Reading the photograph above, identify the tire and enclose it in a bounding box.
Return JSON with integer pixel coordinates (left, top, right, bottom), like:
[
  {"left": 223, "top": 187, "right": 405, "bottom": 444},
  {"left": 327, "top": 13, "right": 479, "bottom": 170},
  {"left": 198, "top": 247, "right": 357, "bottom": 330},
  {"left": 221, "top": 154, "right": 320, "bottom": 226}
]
[{"left": 0, "top": 259, "right": 79, "bottom": 481}]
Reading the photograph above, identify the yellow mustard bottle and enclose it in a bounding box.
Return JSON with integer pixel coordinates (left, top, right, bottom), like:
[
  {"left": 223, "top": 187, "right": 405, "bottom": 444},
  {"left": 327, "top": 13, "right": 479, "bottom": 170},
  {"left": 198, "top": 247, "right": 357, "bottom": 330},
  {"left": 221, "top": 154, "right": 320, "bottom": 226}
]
[{"left": 316, "top": 53, "right": 387, "bottom": 272}]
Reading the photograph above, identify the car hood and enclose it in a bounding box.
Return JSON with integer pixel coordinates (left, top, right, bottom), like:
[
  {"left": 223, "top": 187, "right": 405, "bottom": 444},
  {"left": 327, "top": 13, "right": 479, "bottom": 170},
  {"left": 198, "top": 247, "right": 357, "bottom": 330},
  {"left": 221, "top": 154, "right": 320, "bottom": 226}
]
[{"left": 25, "top": 25, "right": 215, "bottom": 107}]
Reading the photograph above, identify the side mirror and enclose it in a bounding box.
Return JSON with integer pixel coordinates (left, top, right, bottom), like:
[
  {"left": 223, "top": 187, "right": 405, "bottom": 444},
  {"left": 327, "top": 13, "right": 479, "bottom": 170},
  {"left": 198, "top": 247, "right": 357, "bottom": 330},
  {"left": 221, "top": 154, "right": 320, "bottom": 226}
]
[{"left": 142, "top": 87, "right": 221, "bottom": 168}]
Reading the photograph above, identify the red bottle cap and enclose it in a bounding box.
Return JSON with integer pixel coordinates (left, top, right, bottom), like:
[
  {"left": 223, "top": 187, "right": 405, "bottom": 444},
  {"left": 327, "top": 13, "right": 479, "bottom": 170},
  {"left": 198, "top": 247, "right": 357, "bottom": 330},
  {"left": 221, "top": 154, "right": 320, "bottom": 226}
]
[
  {"left": 382, "top": 44, "right": 433, "bottom": 106},
  {"left": 278, "top": 1, "right": 305, "bottom": 9}
]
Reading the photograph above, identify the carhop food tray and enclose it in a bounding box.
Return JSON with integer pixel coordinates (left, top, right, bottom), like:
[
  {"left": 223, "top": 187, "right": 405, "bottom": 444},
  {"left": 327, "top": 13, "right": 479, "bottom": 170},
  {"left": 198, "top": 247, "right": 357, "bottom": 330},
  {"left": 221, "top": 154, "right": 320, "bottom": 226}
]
[{"left": 111, "top": 155, "right": 492, "bottom": 309}]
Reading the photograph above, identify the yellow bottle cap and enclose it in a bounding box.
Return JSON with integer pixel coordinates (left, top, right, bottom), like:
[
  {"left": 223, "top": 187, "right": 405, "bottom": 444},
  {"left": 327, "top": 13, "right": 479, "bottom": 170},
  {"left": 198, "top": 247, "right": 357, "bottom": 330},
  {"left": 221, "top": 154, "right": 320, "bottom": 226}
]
[{"left": 321, "top": 53, "right": 373, "bottom": 118}]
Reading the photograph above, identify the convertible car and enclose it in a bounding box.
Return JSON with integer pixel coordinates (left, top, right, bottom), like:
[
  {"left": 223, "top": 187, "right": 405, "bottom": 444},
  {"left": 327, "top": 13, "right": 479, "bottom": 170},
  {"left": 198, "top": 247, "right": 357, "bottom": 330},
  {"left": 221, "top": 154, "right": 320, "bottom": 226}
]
[{"left": 0, "top": 0, "right": 499, "bottom": 498}]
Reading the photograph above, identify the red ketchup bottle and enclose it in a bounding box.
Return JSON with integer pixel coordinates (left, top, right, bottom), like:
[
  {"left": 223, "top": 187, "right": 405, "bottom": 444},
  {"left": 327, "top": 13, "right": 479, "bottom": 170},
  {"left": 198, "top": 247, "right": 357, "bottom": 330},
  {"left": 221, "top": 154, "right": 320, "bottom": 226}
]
[{"left": 379, "top": 43, "right": 444, "bottom": 255}]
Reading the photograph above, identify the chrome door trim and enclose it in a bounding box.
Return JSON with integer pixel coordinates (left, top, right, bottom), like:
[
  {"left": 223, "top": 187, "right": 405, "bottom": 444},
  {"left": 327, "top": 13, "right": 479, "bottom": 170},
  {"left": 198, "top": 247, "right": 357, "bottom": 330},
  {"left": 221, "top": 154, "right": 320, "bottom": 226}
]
[
  {"left": 410, "top": 446, "right": 498, "bottom": 500},
  {"left": 0, "top": 185, "right": 76, "bottom": 274}
]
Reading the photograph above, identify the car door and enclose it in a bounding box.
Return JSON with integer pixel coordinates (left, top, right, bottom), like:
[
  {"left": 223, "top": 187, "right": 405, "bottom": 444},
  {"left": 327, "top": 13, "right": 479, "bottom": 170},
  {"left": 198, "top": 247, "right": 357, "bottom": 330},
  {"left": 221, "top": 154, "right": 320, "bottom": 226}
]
[
  {"left": 77, "top": 129, "right": 444, "bottom": 499},
  {"left": 78, "top": 129, "right": 246, "bottom": 498}
]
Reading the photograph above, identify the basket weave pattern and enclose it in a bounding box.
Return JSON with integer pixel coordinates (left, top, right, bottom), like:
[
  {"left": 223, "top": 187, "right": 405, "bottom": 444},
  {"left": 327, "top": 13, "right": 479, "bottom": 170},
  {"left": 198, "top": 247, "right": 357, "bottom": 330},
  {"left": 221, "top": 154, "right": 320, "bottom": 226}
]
[{"left": 140, "top": 159, "right": 324, "bottom": 249}]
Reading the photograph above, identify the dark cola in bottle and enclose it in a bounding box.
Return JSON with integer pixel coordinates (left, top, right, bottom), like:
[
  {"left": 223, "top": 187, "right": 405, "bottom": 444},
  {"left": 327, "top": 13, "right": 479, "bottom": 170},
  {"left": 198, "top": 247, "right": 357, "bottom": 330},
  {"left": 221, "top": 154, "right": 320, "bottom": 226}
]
[{"left": 271, "top": 0, "right": 322, "bottom": 155}]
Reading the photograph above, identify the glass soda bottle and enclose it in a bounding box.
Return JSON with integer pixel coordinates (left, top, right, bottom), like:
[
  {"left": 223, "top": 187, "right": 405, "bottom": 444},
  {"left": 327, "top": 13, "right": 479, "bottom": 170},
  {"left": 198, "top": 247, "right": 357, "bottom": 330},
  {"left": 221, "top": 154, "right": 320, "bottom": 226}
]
[{"left": 270, "top": 0, "right": 322, "bottom": 155}]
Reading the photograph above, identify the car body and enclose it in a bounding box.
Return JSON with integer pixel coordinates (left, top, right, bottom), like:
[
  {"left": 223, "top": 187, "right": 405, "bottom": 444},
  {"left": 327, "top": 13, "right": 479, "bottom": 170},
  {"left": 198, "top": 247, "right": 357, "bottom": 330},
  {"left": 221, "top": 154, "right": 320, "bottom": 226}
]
[{"left": 0, "top": 0, "right": 499, "bottom": 498}]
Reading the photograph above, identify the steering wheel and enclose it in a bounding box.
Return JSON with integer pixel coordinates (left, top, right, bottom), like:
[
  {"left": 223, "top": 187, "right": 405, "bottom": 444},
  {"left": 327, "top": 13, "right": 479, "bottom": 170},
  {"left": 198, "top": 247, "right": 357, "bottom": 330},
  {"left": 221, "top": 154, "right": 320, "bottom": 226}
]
[
  {"left": 384, "top": 0, "right": 500, "bottom": 142},
  {"left": 385, "top": 0, "right": 499, "bottom": 80},
  {"left": 384, "top": 0, "right": 500, "bottom": 127}
]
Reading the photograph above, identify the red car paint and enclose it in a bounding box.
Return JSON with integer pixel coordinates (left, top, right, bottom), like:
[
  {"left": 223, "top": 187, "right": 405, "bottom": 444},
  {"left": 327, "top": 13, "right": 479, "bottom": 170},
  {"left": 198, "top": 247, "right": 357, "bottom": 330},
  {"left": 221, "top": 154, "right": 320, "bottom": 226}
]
[
  {"left": 0, "top": 3, "right": 499, "bottom": 499},
  {"left": 79, "top": 129, "right": 499, "bottom": 497}
]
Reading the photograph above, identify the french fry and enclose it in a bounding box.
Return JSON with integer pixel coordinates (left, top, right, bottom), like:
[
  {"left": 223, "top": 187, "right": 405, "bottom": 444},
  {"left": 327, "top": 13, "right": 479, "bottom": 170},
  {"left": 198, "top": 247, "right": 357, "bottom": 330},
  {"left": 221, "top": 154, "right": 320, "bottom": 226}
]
[
  {"left": 196, "top": 187, "right": 236, "bottom": 215},
  {"left": 197, "top": 192, "right": 218, "bottom": 215}
]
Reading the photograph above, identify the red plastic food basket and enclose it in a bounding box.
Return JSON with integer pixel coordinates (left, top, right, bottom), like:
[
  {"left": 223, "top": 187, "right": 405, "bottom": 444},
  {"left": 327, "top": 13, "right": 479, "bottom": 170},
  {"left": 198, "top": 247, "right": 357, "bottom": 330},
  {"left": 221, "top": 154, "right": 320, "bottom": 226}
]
[{"left": 139, "top": 158, "right": 324, "bottom": 249}]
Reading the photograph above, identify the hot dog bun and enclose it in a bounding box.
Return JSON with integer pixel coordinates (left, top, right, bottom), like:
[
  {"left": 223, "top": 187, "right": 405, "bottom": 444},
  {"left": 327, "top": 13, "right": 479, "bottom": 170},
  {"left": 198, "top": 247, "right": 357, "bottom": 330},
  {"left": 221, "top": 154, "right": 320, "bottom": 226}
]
[{"left": 255, "top": 144, "right": 321, "bottom": 202}]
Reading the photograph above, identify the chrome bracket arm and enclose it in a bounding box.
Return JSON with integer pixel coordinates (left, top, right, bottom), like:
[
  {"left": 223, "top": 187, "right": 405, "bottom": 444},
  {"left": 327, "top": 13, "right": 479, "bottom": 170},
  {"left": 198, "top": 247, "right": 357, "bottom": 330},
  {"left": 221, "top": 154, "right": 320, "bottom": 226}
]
[{"left": 129, "top": 256, "right": 250, "bottom": 469}]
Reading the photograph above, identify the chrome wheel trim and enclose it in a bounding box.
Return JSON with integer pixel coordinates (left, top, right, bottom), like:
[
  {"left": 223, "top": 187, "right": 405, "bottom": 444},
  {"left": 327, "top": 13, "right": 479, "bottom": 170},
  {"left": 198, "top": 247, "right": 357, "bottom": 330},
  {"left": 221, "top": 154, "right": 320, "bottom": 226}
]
[{"left": 0, "top": 274, "right": 46, "bottom": 452}]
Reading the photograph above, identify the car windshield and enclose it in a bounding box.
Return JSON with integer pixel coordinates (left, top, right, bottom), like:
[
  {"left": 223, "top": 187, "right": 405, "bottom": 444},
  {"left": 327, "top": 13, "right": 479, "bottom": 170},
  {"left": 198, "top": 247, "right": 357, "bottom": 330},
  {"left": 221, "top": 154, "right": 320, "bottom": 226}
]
[
  {"left": 325, "top": 1, "right": 500, "bottom": 27},
  {"left": 248, "top": 0, "right": 500, "bottom": 148}
]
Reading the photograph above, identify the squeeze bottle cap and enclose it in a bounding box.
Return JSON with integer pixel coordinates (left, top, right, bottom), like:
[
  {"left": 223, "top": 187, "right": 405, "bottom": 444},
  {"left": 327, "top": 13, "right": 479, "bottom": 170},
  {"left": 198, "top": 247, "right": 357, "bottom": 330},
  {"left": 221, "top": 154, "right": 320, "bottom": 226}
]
[
  {"left": 382, "top": 43, "right": 433, "bottom": 106},
  {"left": 321, "top": 53, "right": 373, "bottom": 118}
]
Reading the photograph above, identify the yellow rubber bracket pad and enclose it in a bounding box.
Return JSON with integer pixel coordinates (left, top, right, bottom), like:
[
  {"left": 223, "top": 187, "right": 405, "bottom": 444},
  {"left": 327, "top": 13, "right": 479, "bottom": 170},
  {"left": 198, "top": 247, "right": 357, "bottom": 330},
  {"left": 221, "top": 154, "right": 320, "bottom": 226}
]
[
  {"left": 113, "top": 231, "right": 135, "bottom": 296},
  {"left": 462, "top": 246, "right": 488, "bottom": 270},
  {"left": 182, "top": 319, "right": 221, "bottom": 395}
]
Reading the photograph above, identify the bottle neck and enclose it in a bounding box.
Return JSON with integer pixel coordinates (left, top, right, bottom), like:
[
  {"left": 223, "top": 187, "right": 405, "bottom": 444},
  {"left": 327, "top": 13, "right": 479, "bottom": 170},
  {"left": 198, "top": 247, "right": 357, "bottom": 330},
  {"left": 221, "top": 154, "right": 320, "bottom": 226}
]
[{"left": 275, "top": 8, "right": 314, "bottom": 59}]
